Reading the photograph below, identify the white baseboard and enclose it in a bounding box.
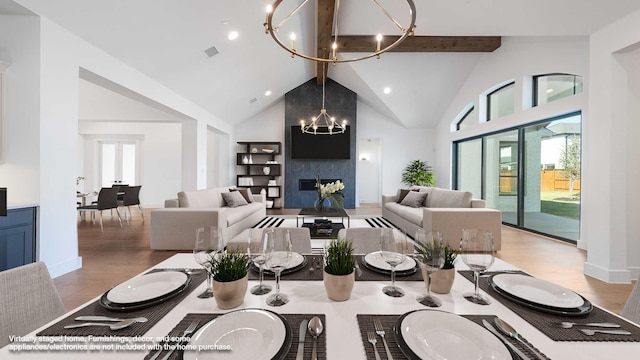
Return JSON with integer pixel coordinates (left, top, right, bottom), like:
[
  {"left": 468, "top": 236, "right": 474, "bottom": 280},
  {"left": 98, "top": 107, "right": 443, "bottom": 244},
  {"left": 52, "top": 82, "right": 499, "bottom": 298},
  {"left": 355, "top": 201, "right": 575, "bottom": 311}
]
[
  {"left": 48, "top": 256, "right": 83, "bottom": 278},
  {"left": 576, "top": 239, "right": 587, "bottom": 250},
  {"left": 584, "top": 261, "right": 632, "bottom": 283}
]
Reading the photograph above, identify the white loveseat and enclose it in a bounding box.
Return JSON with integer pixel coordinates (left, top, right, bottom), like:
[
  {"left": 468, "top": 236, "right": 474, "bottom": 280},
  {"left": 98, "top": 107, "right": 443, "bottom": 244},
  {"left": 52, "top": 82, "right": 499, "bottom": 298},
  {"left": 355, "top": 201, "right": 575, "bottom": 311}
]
[
  {"left": 382, "top": 186, "right": 502, "bottom": 250},
  {"left": 150, "top": 186, "right": 266, "bottom": 250}
]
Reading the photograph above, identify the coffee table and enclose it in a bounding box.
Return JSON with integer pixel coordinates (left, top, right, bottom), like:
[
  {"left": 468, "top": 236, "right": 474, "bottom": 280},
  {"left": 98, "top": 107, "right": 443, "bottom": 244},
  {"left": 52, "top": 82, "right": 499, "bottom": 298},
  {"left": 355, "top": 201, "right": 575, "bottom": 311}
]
[{"left": 297, "top": 207, "right": 350, "bottom": 238}]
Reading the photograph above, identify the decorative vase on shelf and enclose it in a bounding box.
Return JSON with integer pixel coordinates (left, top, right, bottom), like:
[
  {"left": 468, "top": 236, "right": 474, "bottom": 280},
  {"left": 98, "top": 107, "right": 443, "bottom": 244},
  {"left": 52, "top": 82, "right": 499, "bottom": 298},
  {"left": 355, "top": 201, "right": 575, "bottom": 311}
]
[
  {"left": 262, "top": 166, "right": 270, "bottom": 175},
  {"left": 248, "top": 154, "right": 253, "bottom": 164},
  {"left": 242, "top": 155, "right": 249, "bottom": 164},
  {"left": 314, "top": 197, "right": 331, "bottom": 212}
]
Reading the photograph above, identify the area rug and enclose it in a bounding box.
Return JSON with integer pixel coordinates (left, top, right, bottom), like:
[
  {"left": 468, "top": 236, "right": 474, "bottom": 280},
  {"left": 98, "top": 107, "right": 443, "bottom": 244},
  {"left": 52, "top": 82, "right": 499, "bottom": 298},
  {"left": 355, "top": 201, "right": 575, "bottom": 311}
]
[{"left": 251, "top": 216, "right": 393, "bottom": 229}]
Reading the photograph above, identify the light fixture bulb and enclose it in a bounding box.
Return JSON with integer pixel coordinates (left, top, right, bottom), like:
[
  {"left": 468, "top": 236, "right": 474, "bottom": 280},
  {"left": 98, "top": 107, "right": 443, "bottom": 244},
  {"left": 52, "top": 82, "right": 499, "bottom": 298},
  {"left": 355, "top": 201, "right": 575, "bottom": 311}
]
[
  {"left": 266, "top": 4, "right": 273, "bottom": 13},
  {"left": 384, "top": 87, "right": 391, "bottom": 94},
  {"left": 376, "top": 34, "right": 383, "bottom": 42},
  {"left": 290, "top": 33, "right": 296, "bottom": 40}
]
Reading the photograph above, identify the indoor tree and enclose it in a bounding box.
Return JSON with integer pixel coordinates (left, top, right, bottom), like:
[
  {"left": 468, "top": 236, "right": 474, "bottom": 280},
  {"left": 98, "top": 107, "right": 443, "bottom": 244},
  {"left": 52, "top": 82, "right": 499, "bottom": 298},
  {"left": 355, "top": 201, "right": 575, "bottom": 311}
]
[{"left": 402, "top": 160, "right": 435, "bottom": 187}]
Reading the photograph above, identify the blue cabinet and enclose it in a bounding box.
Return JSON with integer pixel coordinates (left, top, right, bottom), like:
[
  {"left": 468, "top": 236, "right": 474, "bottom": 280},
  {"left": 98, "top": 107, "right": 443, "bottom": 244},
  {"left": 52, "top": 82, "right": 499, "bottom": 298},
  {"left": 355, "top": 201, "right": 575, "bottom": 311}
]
[{"left": 0, "top": 207, "right": 37, "bottom": 271}]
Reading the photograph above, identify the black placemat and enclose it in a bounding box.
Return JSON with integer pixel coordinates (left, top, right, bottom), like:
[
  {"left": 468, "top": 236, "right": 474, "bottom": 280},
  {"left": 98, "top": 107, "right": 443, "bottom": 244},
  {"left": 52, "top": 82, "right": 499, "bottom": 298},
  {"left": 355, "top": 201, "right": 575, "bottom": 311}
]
[
  {"left": 459, "top": 270, "right": 640, "bottom": 342},
  {"left": 249, "top": 255, "right": 423, "bottom": 281},
  {"left": 357, "top": 313, "right": 550, "bottom": 360},
  {"left": 37, "top": 269, "right": 206, "bottom": 337},
  {"left": 145, "top": 312, "right": 326, "bottom": 360}
]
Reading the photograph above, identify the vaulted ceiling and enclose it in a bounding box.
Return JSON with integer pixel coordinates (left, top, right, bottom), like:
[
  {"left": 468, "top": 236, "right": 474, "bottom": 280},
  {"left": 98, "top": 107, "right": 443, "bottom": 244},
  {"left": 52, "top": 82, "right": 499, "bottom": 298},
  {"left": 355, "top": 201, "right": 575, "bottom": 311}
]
[{"left": 5, "top": 0, "right": 640, "bottom": 129}]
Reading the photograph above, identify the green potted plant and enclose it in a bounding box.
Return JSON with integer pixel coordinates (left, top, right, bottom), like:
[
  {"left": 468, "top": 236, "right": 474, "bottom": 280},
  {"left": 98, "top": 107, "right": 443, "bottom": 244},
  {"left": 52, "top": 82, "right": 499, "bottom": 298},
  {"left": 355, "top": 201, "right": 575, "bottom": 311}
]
[
  {"left": 323, "top": 239, "right": 355, "bottom": 301},
  {"left": 401, "top": 160, "right": 435, "bottom": 187},
  {"left": 429, "top": 244, "right": 458, "bottom": 294},
  {"left": 208, "top": 249, "right": 251, "bottom": 309}
]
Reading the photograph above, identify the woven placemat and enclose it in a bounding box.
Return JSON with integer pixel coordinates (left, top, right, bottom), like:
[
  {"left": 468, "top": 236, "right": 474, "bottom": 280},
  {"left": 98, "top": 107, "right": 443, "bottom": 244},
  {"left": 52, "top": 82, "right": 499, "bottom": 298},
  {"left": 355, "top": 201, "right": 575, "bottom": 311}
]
[
  {"left": 459, "top": 270, "right": 640, "bottom": 342},
  {"left": 145, "top": 312, "right": 326, "bottom": 360},
  {"left": 249, "top": 255, "right": 423, "bottom": 282},
  {"left": 37, "top": 269, "right": 206, "bottom": 337},
  {"left": 357, "top": 313, "right": 550, "bottom": 360}
]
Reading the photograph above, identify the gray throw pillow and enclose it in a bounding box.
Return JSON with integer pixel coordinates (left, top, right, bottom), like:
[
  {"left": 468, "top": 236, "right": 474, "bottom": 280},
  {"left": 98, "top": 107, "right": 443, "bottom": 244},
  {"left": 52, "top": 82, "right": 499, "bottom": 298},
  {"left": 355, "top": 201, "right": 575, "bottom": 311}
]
[
  {"left": 397, "top": 189, "right": 417, "bottom": 203},
  {"left": 221, "top": 191, "right": 248, "bottom": 208},
  {"left": 400, "top": 191, "right": 428, "bottom": 208},
  {"left": 231, "top": 188, "right": 254, "bottom": 203}
]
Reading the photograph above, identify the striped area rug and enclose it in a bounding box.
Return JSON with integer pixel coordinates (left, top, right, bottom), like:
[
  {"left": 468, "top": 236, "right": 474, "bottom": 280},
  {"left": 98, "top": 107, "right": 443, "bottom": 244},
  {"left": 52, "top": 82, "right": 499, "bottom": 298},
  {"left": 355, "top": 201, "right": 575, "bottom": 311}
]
[
  {"left": 251, "top": 216, "right": 286, "bottom": 228},
  {"left": 363, "top": 217, "right": 395, "bottom": 228},
  {"left": 251, "top": 216, "right": 395, "bottom": 229}
]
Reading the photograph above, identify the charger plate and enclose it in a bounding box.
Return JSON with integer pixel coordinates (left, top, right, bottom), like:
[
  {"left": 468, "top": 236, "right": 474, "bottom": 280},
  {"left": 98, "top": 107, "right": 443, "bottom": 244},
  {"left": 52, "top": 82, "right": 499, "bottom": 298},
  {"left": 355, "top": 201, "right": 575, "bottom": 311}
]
[
  {"left": 361, "top": 252, "right": 417, "bottom": 275},
  {"left": 184, "top": 308, "right": 292, "bottom": 360},
  {"left": 252, "top": 252, "right": 307, "bottom": 275},
  {"left": 106, "top": 271, "right": 189, "bottom": 304},
  {"left": 395, "top": 310, "right": 511, "bottom": 360}
]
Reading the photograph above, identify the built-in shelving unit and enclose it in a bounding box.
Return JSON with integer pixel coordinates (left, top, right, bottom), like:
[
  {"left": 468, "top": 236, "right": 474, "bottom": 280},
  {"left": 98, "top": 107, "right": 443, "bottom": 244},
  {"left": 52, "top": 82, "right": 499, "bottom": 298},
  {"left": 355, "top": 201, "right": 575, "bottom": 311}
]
[{"left": 236, "top": 141, "right": 282, "bottom": 209}]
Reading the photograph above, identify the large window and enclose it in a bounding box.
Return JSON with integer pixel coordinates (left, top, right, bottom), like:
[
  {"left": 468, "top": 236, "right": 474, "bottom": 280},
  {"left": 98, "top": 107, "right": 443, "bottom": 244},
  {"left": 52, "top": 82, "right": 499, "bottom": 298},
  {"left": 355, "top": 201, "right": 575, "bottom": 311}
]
[
  {"left": 487, "top": 82, "right": 515, "bottom": 121},
  {"left": 533, "top": 74, "right": 583, "bottom": 106},
  {"left": 454, "top": 112, "right": 581, "bottom": 243},
  {"left": 99, "top": 141, "right": 138, "bottom": 188}
]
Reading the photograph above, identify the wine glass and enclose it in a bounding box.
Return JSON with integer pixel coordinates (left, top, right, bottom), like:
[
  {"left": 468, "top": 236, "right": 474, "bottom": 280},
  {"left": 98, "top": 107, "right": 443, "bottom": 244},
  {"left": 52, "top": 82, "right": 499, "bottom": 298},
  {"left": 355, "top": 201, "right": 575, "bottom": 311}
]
[
  {"left": 264, "top": 228, "right": 292, "bottom": 306},
  {"left": 380, "top": 228, "right": 408, "bottom": 297},
  {"left": 193, "top": 226, "right": 224, "bottom": 299},
  {"left": 249, "top": 228, "right": 272, "bottom": 295},
  {"left": 460, "top": 228, "right": 495, "bottom": 305},
  {"left": 413, "top": 228, "right": 445, "bottom": 307}
]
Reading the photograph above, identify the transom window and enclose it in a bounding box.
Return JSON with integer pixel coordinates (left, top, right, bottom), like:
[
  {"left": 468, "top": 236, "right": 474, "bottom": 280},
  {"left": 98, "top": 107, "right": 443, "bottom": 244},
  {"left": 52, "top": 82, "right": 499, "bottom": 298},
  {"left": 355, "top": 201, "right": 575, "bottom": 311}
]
[
  {"left": 456, "top": 106, "right": 475, "bottom": 131},
  {"left": 533, "top": 73, "right": 583, "bottom": 106},
  {"left": 487, "top": 82, "right": 515, "bottom": 121}
]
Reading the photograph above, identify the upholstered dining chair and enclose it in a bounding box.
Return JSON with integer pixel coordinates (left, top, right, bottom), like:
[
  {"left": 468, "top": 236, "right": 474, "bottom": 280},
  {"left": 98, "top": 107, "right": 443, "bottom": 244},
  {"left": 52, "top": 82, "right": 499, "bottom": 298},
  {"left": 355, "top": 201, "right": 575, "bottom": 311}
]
[
  {"left": 0, "top": 261, "right": 66, "bottom": 348},
  {"left": 77, "top": 186, "right": 122, "bottom": 232},
  {"left": 622, "top": 275, "right": 640, "bottom": 324},
  {"left": 227, "top": 227, "right": 312, "bottom": 254},
  {"left": 118, "top": 185, "right": 143, "bottom": 222},
  {"left": 337, "top": 228, "right": 415, "bottom": 255}
]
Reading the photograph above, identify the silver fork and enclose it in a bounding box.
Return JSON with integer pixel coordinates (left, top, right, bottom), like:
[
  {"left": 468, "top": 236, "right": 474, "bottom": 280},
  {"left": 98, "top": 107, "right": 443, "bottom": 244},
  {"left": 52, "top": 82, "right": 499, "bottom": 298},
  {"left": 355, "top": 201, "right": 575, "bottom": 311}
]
[
  {"left": 367, "top": 331, "right": 382, "bottom": 360},
  {"left": 373, "top": 318, "right": 393, "bottom": 360},
  {"left": 159, "top": 321, "right": 199, "bottom": 360}
]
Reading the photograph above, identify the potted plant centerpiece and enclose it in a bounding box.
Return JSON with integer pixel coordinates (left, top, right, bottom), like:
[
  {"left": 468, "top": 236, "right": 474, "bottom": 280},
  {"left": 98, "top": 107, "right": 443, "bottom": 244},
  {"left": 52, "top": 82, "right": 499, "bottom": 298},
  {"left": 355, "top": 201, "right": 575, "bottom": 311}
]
[
  {"left": 323, "top": 239, "right": 355, "bottom": 301},
  {"left": 428, "top": 244, "right": 457, "bottom": 294},
  {"left": 208, "top": 249, "right": 251, "bottom": 309}
]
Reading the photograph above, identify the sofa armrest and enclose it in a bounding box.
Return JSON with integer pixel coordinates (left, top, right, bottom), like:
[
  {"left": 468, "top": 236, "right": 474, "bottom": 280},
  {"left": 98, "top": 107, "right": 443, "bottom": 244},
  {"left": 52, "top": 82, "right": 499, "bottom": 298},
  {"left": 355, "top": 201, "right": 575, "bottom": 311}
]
[
  {"left": 164, "top": 199, "right": 179, "bottom": 208},
  {"left": 150, "top": 208, "right": 228, "bottom": 250},
  {"left": 422, "top": 207, "right": 502, "bottom": 250},
  {"left": 382, "top": 195, "right": 397, "bottom": 204},
  {"left": 252, "top": 193, "right": 266, "bottom": 203},
  {"left": 471, "top": 199, "right": 486, "bottom": 208}
]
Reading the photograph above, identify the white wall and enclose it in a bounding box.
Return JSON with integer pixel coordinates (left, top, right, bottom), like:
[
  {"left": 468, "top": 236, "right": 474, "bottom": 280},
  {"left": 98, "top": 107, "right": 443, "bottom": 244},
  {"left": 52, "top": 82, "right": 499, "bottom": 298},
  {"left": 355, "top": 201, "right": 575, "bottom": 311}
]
[
  {"left": 78, "top": 121, "right": 182, "bottom": 207},
  {"left": 0, "top": 15, "right": 40, "bottom": 204},
  {"left": 584, "top": 10, "right": 640, "bottom": 282},
  {"left": 234, "top": 99, "right": 435, "bottom": 205}
]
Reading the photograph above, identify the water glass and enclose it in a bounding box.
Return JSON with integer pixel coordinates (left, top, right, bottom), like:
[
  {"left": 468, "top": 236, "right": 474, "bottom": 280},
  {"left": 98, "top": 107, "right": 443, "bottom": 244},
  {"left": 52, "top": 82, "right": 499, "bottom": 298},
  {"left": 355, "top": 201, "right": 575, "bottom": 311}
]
[
  {"left": 193, "top": 226, "right": 223, "bottom": 299},
  {"left": 460, "top": 228, "right": 495, "bottom": 305},
  {"left": 414, "top": 228, "right": 445, "bottom": 307},
  {"left": 264, "top": 228, "right": 292, "bottom": 306},
  {"left": 380, "top": 228, "right": 408, "bottom": 297}
]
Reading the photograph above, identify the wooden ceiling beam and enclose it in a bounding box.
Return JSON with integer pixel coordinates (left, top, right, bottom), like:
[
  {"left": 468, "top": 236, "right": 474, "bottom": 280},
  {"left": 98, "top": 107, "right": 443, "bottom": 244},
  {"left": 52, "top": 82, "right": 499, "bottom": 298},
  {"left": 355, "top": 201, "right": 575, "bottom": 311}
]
[
  {"left": 336, "top": 35, "right": 501, "bottom": 53},
  {"left": 316, "top": 0, "right": 335, "bottom": 85}
]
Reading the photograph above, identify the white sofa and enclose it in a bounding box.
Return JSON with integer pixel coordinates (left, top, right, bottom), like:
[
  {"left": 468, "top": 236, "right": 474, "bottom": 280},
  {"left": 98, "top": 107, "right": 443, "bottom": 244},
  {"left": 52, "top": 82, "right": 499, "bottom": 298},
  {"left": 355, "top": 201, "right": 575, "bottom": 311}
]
[
  {"left": 382, "top": 186, "right": 502, "bottom": 250},
  {"left": 150, "top": 186, "right": 266, "bottom": 250}
]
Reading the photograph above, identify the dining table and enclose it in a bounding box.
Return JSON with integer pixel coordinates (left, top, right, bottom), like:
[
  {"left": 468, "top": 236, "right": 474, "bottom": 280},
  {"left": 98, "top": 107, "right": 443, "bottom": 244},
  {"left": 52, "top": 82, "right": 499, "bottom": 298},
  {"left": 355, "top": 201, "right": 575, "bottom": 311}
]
[{"left": 1, "top": 253, "right": 639, "bottom": 359}]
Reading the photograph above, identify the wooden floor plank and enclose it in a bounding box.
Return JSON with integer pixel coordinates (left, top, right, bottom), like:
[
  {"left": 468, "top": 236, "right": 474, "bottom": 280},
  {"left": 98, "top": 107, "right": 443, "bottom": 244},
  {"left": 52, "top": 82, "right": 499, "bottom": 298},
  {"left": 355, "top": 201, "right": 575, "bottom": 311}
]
[{"left": 56, "top": 207, "right": 635, "bottom": 315}]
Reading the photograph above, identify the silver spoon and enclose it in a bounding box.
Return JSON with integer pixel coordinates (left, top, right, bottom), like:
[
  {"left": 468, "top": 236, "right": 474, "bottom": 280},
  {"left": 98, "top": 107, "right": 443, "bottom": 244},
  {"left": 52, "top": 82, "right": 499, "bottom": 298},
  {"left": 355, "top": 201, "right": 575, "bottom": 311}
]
[
  {"left": 580, "top": 329, "right": 631, "bottom": 336},
  {"left": 494, "top": 317, "right": 546, "bottom": 360},
  {"left": 64, "top": 318, "right": 137, "bottom": 330},
  {"left": 75, "top": 316, "right": 148, "bottom": 323},
  {"left": 560, "top": 321, "right": 620, "bottom": 329},
  {"left": 307, "top": 316, "right": 323, "bottom": 360}
]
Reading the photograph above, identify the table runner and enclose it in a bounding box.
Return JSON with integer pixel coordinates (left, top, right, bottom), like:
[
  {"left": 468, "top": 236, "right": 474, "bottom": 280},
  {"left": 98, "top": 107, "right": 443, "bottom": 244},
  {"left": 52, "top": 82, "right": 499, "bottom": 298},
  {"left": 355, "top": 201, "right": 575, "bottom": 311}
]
[
  {"left": 459, "top": 270, "right": 640, "bottom": 342},
  {"left": 144, "top": 313, "right": 326, "bottom": 360},
  {"left": 357, "top": 313, "right": 549, "bottom": 360},
  {"left": 249, "top": 255, "right": 423, "bottom": 282},
  {"left": 37, "top": 269, "right": 206, "bottom": 337}
]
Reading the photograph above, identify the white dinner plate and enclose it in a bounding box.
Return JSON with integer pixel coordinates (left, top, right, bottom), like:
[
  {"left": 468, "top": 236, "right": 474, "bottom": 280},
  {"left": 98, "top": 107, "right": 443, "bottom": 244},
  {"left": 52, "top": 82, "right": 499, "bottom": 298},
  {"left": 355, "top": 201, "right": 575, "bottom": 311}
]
[
  {"left": 397, "top": 310, "right": 511, "bottom": 360},
  {"left": 254, "top": 252, "right": 305, "bottom": 270},
  {"left": 106, "top": 271, "right": 188, "bottom": 304},
  {"left": 364, "top": 252, "right": 416, "bottom": 272},
  {"left": 491, "top": 273, "right": 584, "bottom": 309},
  {"left": 184, "top": 309, "right": 288, "bottom": 360}
]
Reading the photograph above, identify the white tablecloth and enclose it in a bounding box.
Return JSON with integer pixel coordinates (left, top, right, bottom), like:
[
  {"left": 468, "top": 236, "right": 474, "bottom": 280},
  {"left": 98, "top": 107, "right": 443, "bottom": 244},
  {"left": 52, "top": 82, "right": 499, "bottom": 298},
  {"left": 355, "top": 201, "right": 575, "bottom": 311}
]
[{"left": 1, "top": 254, "right": 638, "bottom": 359}]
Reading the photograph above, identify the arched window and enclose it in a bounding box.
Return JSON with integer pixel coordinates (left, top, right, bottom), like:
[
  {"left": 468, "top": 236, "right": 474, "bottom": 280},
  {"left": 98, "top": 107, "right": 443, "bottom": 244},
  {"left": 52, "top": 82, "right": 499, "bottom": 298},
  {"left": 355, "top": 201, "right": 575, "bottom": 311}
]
[
  {"left": 456, "top": 106, "right": 475, "bottom": 131},
  {"left": 487, "top": 82, "right": 515, "bottom": 121},
  {"left": 533, "top": 73, "right": 583, "bottom": 106}
]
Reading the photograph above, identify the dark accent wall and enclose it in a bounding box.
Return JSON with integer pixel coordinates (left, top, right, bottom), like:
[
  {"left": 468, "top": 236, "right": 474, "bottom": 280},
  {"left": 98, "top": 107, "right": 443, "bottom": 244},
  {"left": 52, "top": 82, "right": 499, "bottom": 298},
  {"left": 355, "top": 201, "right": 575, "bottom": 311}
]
[{"left": 284, "top": 78, "right": 357, "bottom": 209}]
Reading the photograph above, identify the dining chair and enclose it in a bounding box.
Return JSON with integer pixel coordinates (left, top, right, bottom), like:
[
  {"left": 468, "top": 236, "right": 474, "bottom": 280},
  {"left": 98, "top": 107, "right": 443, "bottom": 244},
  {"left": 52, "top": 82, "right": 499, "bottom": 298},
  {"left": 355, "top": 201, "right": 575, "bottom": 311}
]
[
  {"left": 621, "top": 275, "right": 640, "bottom": 324},
  {"left": 337, "top": 228, "right": 415, "bottom": 255},
  {"left": 77, "top": 186, "right": 123, "bottom": 232},
  {"left": 118, "top": 185, "right": 143, "bottom": 222},
  {"left": 227, "top": 227, "right": 312, "bottom": 254},
  {"left": 0, "top": 261, "right": 66, "bottom": 348}
]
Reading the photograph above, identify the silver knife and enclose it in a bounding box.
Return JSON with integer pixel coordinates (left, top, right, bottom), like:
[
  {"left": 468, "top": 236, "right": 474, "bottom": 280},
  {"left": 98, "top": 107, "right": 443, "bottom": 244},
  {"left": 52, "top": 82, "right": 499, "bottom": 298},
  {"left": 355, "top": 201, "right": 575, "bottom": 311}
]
[
  {"left": 296, "top": 319, "right": 308, "bottom": 360},
  {"left": 482, "top": 319, "right": 532, "bottom": 360}
]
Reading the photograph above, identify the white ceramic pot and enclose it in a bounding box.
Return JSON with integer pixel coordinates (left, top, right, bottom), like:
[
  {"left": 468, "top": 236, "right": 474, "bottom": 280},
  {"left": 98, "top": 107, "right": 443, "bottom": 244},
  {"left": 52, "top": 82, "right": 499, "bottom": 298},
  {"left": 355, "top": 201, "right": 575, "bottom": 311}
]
[
  {"left": 212, "top": 275, "right": 248, "bottom": 309},
  {"left": 323, "top": 270, "right": 355, "bottom": 301}
]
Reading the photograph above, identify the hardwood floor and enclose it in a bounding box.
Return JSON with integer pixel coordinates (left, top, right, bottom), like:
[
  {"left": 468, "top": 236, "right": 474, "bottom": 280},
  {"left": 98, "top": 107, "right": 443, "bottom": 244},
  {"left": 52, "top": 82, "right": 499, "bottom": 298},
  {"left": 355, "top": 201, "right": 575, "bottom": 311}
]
[{"left": 56, "top": 207, "right": 635, "bottom": 315}]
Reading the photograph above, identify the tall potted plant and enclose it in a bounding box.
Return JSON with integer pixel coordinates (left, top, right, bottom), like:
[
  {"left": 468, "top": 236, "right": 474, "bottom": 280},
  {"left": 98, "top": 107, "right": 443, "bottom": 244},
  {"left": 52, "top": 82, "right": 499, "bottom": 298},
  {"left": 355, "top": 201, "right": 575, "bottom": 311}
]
[
  {"left": 402, "top": 160, "right": 435, "bottom": 187},
  {"left": 427, "top": 244, "right": 457, "bottom": 294},
  {"left": 208, "top": 249, "right": 251, "bottom": 309},
  {"left": 323, "top": 239, "right": 355, "bottom": 301}
]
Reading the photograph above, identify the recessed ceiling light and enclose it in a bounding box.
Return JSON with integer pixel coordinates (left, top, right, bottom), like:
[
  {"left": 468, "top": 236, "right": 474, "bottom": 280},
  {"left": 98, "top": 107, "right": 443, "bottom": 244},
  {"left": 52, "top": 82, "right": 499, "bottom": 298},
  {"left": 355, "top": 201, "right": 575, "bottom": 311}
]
[
  {"left": 265, "top": 90, "right": 272, "bottom": 96},
  {"left": 228, "top": 31, "right": 239, "bottom": 41},
  {"left": 383, "top": 87, "right": 391, "bottom": 94}
]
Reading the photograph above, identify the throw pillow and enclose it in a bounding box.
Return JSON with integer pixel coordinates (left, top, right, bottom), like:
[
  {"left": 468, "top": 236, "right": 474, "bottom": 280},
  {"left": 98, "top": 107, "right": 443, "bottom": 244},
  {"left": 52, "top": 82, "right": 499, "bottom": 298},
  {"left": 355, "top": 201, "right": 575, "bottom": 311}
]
[
  {"left": 221, "top": 191, "right": 249, "bottom": 208},
  {"left": 231, "top": 188, "right": 254, "bottom": 203},
  {"left": 400, "top": 191, "right": 428, "bottom": 208},
  {"left": 397, "top": 188, "right": 417, "bottom": 203}
]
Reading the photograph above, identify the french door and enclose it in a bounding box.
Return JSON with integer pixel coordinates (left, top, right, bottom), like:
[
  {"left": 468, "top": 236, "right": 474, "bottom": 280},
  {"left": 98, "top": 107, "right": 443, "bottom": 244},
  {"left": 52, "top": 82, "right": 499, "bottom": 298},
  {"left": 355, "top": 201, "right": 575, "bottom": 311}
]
[{"left": 99, "top": 141, "right": 138, "bottom": 188}]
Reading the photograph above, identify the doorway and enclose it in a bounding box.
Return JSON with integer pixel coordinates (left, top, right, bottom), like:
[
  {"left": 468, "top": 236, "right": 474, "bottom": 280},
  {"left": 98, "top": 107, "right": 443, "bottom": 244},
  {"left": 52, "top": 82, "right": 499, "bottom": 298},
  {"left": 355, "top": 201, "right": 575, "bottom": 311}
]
[
  {"left": 357, "top": 138, "right": 381, "bottom": 205},
  {"left": 98, "top": 140, "right": 140, "bottom": 187}
]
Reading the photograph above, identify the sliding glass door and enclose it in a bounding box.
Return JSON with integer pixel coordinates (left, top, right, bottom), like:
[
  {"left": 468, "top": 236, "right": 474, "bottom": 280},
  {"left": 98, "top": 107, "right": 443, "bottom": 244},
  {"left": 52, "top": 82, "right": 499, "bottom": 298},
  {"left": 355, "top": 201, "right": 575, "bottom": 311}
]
[{"left": 454, "top": 112, "right": 581, "bottom": 242}]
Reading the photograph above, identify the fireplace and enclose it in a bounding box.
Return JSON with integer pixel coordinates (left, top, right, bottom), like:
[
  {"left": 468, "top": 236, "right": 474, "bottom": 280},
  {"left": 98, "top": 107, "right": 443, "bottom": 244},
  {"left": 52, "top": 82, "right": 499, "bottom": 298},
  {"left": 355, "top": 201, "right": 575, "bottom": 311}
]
[{"left": 298, "top": 179, "right": 342, "bottom": 191}]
